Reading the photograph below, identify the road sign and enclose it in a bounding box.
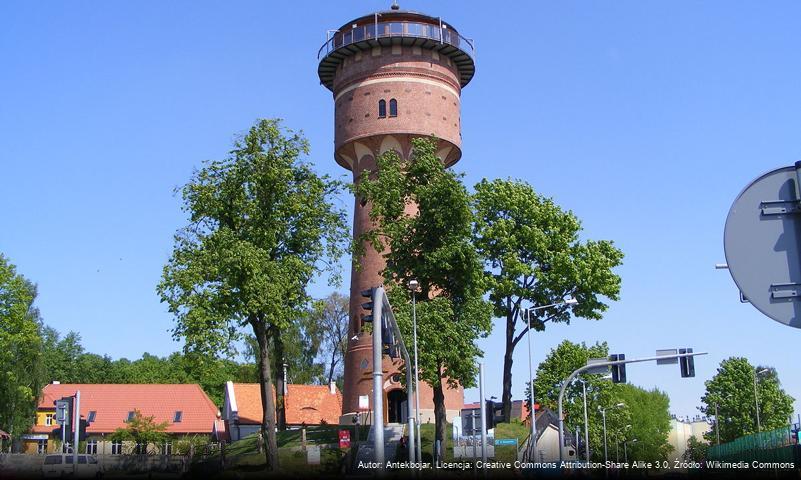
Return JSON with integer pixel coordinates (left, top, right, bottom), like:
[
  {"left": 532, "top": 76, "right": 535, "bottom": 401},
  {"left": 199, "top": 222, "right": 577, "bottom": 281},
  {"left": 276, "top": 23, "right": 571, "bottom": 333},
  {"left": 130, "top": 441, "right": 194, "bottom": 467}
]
[
  {"left": 338, "top": 429, "right": 351, "bottom": 448},
  {"left": 495, "top": 438, "right": 516, "bottom": 446},
  {"left": 724, "top": 163, "right": 801, "bottom": 328},
  {"left": 656, "top": 349, "right": 678, "bottom": 365},
  {"left": 358, "top": 395, "right": 369, "bottom": 411},
  {"left": 586, "top": 358, "right": 611, "bottom": 374}
]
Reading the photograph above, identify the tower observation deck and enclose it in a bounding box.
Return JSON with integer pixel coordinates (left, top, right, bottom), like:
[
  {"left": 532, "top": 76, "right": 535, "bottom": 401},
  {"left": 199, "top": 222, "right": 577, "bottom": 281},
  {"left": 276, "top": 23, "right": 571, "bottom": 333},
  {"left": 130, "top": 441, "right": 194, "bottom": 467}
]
[{"left": 318, "top": 7, "right": 475, "bottom": 423}]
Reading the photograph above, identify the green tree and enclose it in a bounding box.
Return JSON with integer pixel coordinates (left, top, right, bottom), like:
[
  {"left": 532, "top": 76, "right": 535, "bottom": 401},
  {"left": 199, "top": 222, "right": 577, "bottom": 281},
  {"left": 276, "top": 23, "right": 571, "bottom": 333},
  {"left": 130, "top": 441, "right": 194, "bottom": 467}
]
[
  {"left": 532, "top": 340, "right": 623, "bottom": 460},
  {"left": 615, "top": 384, "right": 673, "bottom": 462},
  {"left": 683, "top": 436, "right": 709, "bottom": 462},
  {"left": 0, "top": 254, "right": 45, "bottom": 445},
  {"left": 243, "top": 308, "right": 325, "bottom": 388},
  {"left": 111, "top": 409, "right": 169, "bottom": 454},
  {"left": 43, "top": 322, "right": 258, "bottom": 406},
  {"left": 473, "top": 179, "right": 623, "bottom": 421},
  {"left": 158, "top": 119, "right": 348, "bottom": 469},
  {"left": 355, "top": 137, "right": 492, "bottom": 456},
  {"left": 700, "top": 357, "right": 794, "bottom": 443},
  {"left": 310, "top": 292, "right": 349, "bottom": 387},
  {"left": 41, "top": 327, "right": 84, "bottom": 383}
]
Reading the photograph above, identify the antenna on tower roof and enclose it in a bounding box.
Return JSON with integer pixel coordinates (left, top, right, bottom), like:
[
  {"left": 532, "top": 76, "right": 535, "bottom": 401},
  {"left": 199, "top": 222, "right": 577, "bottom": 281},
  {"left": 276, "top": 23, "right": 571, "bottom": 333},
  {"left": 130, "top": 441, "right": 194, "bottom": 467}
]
[{"left": 391, "top": 1, "right": 400, "bottom": 10}]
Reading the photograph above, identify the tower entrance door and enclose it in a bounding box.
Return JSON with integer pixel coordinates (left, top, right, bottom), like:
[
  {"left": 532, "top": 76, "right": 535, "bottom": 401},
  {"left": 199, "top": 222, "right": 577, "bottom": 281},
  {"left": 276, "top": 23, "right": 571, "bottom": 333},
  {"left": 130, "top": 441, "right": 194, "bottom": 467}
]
[{"left": 387, "top": 389, "right": 408, "bottom": 424}]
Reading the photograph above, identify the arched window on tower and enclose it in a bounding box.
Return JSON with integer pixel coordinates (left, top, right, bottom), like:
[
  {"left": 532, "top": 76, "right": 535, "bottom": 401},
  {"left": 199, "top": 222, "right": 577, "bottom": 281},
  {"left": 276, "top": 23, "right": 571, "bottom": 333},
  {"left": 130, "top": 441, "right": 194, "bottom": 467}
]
[
  {"left": 378, "top": 99, "right": 386, "bottom": 118},
  {"left": 389, "top": 98, "right": 398, "bottom": 117}
]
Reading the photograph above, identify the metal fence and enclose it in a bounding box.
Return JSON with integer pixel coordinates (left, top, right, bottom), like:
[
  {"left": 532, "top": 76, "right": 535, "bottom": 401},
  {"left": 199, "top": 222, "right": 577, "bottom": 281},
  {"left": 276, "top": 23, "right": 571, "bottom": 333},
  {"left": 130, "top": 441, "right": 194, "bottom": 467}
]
[
  {"left": 708, "top": 426, "right": 797, "bottom": 464},
  {"left": 318, "top": 20, "right": 474, "bottom": 60}
]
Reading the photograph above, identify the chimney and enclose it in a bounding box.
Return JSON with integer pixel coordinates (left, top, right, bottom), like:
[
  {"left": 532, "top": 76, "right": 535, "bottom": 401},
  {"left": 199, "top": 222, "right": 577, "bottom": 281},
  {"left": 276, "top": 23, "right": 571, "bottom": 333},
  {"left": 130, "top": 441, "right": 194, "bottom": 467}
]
[{"left": 329, "top": 381, "right": 336, "bottom": 395}]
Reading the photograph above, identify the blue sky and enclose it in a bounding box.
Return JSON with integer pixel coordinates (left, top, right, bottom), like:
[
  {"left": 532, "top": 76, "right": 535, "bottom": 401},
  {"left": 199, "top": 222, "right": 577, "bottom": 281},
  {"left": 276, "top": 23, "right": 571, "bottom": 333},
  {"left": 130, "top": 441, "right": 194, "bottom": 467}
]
[{"left": 2, "top": 1, "right": 800, "bottom": 418}]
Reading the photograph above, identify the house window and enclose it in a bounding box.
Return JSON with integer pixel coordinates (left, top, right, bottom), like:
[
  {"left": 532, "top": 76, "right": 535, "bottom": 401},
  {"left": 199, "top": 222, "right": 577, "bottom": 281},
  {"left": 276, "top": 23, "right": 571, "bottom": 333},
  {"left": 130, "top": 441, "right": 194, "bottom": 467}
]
[
  {"left": 135, "top": 443, "right": 147, "bottom": 455},
  {"left": 389, "top": 98, "right": 398, "bottom": 117},
  {"left": 126, "top": 411, "right": 135, "bottom": 422},
  {"left": 44, "top": 413, "right": 54, "bottom": 426},
  {"left": 87, "top": 411, "right": 96, "bottom": 423},
  {"left": 62, "top": 442, "right": 72, "bottom": 454},
  {"left": 86, "top": 441, "right": 97, "bottom": 454},
  {"left": 163, "top": 442, "right": 172, "bottom": 456},
  {"left": 378, "top": 99, "right": 386, "bottom": 118},
  {"left": 37, "top": 439, "right": 48, "bottom": 454},
  {"left": 173, "top": 411, "right": 182, "bottom": 423},
  {"left": 111, "top": 441, "right": 123, "bottom": 455}
]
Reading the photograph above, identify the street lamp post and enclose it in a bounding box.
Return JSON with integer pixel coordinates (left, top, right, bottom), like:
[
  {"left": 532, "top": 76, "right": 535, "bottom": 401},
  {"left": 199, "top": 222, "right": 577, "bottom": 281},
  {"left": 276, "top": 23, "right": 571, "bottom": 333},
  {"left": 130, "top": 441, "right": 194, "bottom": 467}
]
[
  {"left": 617, "top": 425, "right": 630, "bottom": 462},
  {"left": 409, "top": 279, "right": 422, "bottom": 465},
  {"left": 524, "top": 297, "right": 578, "bottom": 458},
  {"left": 753, "top": 368, "right": 769, "bottom": 433},
  {"left": 600, "top": 403, "right": 625, "bottom": 463},
  {"left": 623, "top": 438, "right": 637, "bottom": 463},
  {"left": 577, "top": 378, "right": 590, "bottom": 462}
]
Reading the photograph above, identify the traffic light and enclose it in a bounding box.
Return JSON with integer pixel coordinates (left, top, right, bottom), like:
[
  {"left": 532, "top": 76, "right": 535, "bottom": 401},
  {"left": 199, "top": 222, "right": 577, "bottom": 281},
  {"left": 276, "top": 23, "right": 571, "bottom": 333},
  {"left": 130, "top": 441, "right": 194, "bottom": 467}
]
[
  {"left": 379, "top": 313, "right": 400, "bottom": 358},
  {"left": 360, "top": 288, "right": 375, "bottom": 324},
  {"left": 52, "top": 396, "right": 86, "bottom": 442},
  {"left": 610, "top": 354, "right": 627, "bottom": 383},
  {"left": 679, "top": 348, "right": 695, "bottom": 378},
  {"left": 485, "top": 400, "right": 496, "bottom": 430}
]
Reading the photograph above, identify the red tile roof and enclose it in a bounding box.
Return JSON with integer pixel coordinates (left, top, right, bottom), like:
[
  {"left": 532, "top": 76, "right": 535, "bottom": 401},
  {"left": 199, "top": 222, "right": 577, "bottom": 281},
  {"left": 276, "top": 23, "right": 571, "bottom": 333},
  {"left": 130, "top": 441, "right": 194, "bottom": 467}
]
[
  {"left": 33, "top": 384, "right": 220, "bottom": 434},
  {"left": 231, "top": 384, "right": 342, "bottom": 426}
]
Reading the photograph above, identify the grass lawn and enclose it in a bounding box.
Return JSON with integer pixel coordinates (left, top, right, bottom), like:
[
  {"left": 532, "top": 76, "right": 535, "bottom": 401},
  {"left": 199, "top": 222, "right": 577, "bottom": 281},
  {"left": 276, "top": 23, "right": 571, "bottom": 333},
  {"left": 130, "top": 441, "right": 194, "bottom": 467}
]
[
  {"left": 213, "top": 425, "right": 356, "bottom": 457},
  {"left": 413, "top": 421, "right": 529, "bottom": 463},
  {"left": 197, "top": 426, "right": 353, "bottom": 476},
  {"left": 198, "top": 422, "right": 529, "bottom": 475}
]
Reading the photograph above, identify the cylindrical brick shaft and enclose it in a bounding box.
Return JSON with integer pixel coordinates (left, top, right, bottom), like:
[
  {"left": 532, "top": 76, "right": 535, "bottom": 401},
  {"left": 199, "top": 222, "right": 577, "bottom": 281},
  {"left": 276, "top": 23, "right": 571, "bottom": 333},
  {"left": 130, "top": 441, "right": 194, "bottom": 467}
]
[{"left": 318, "top": 8, "right": 475, "bottom": 424}]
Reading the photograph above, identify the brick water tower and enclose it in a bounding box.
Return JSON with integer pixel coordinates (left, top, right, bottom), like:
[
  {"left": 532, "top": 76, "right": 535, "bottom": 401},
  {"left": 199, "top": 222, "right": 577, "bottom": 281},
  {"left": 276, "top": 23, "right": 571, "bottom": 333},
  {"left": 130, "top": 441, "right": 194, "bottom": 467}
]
[{"left": 317, "top": 4, "right": 475, "bottom": 425}]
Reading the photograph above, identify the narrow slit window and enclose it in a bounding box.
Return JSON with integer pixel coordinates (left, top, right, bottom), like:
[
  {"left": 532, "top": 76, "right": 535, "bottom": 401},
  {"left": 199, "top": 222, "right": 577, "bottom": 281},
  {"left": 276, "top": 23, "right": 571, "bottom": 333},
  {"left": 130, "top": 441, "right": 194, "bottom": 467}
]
[
  {"left": 389, "top": 98, "right": 398, "bottom": 117},
  {"left": 378, "top": 99, "right": 386, "bottom": 118}
]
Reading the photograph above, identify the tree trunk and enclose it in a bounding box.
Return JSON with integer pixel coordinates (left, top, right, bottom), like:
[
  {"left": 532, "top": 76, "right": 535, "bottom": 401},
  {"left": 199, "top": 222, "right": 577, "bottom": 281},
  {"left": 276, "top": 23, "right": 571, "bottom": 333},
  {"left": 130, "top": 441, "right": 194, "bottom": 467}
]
[
  {"left": 253, "top": 320, "right": 278, "bottom": 470},
  {"left": 273, "top": 331, "right": 287, "bottom": 431},
  {"left": 501, "top": 310, "right": 515, "bottom": 422},
  {"left": 326, "top": 349, "right": 338, "bottom": 386},
  {"left": 432, "top": 368, "right": 447, "bottom": 463}
]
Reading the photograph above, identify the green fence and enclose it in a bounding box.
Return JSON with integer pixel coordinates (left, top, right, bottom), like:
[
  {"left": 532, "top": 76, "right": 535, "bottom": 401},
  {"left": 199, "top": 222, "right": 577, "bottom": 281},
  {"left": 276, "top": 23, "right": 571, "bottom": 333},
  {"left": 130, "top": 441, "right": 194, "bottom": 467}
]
[{"left": 708, "top": 426, "right": 798, "bottom": 464}]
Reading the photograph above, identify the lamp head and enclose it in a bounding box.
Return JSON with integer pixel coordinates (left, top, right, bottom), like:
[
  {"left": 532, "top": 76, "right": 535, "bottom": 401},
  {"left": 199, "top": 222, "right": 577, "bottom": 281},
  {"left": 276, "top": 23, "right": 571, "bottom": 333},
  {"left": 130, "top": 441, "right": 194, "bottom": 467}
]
[{"left": 409, "top": 279, "right": 419, "bottom": 290}]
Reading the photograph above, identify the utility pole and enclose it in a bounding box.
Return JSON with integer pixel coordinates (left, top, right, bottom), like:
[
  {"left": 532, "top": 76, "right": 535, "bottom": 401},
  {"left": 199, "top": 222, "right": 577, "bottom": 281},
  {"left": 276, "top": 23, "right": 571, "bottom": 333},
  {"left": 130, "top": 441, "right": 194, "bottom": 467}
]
[
  {"left": 282, "top": 363, "right": 288, "bottom": 395},
  {"left": 73, "top": 390, "right": 80, "bottom": 474},
  {"left": 580, "top": 379, "right": 590, "bottom": 462},
  {"left": 714, "top": 402, "right": 720, "bottom": 446},
  {"left": 410, "top": 279, "right": 422, "bottom": 466},
  {"left": 753, "top": 368, "right": 768, "bottom": 433},
  {"left": 525, "top": 309, "right": 537, "bottom": 459},
  {"left": 371, "top": 291, "right": 385, "bottom": 472},
  {"left": 479, "top": 363, "right": 488, "bottom": 469},
  {"left": 601, "top": 408, "right": 607, "bottom": 463}
]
